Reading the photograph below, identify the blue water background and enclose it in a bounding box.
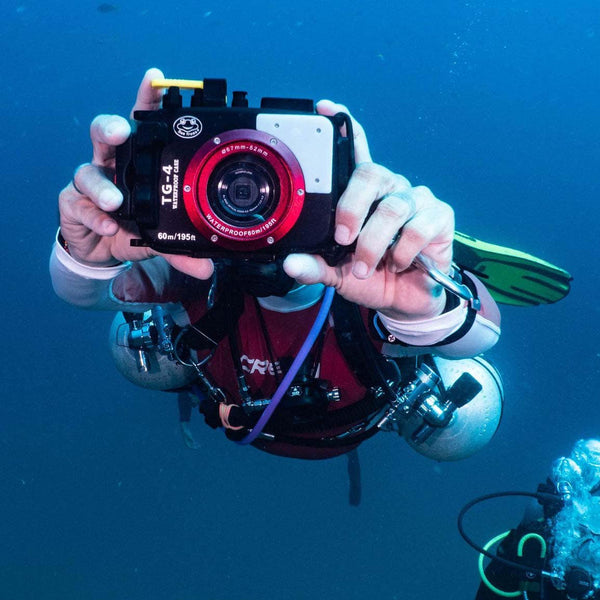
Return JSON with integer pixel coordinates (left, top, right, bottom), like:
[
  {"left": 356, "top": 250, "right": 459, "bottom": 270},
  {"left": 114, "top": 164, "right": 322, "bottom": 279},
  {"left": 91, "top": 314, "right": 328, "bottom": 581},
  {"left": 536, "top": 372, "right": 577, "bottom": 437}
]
[{"left": 1, "top": 1, "right": 599, "bottom": 598}]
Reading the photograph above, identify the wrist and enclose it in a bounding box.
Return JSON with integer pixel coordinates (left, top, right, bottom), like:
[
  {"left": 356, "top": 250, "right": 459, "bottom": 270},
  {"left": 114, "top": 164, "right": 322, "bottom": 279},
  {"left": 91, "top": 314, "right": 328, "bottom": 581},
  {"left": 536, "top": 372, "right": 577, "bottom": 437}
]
[
  {"left": 379, "top": 287, "right": 447, "bottom": 322},
  {"left": 375, "top": 273, "right": 481, "bottom": 347},
  {"left": 375, "top": 293, "right": 469, "bottom": 346},
  {"left": 57, "top": 229, "right": 123, "bottom": 268},
  {"left": 54, "top": 229, "right": 128, "bottom": 281}
]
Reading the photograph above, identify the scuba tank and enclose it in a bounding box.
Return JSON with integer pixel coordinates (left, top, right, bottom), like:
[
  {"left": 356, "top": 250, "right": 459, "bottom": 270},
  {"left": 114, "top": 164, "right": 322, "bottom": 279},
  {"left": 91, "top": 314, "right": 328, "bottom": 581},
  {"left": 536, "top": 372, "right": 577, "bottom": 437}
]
[
  {"left": 109, "top": 307, "right": 198, "bottom": 391},
  {"left": 377, "top": 355, "right": 504, "bottom": 462}
]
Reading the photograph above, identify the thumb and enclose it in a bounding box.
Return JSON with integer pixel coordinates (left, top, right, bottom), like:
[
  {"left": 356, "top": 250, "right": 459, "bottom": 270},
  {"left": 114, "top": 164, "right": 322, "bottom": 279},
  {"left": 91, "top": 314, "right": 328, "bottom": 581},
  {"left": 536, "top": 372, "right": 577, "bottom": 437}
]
[
  {"left": 162, "top": 254, "right": 215, "bottom": 280},
  {"left": 284, "top": 253, "right": 338, "bottom": 287}
]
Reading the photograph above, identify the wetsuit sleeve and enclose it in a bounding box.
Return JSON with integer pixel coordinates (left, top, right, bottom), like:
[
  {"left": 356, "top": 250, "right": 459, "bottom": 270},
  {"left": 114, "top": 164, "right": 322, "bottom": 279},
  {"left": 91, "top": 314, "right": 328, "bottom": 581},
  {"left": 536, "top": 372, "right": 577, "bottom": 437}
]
[
  {"left": 375, "top": 272, "right": 500, "bottom": 358},
  {"left": 49, "top": 238, "right": 198, "bottom": 323},
  {"left": 50, "top": 241, "right": 131, "bottom": 310}
]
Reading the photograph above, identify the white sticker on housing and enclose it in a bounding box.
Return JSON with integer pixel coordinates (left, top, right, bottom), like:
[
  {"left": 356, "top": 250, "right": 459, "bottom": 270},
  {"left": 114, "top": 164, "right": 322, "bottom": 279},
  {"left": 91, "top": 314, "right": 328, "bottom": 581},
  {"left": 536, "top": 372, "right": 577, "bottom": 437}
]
[{"left": 256, "top": 113, "right": 334, "bottom": 194}]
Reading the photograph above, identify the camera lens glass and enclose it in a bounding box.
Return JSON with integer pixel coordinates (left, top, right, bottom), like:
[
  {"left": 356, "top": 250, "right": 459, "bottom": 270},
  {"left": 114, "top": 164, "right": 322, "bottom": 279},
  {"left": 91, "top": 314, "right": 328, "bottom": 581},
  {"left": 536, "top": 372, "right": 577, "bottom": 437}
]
[{"left": 207, "top": 154, "right": 280, "bottom": 227}]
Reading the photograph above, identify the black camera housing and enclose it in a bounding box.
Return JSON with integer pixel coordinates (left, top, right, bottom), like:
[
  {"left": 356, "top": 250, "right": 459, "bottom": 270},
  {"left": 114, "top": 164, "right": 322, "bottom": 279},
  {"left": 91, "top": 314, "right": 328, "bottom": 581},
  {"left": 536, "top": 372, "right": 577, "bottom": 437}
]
[{"left": 114, "top": 79, "right": 355, "bottom": 263}]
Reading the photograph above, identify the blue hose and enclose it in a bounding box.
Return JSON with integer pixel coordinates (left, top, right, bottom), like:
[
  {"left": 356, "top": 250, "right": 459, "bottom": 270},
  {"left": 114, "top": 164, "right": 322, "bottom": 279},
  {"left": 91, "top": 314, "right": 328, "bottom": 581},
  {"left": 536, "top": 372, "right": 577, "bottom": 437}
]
[{"left": 237, "top": 286, "right": 335, "bottom": 445}]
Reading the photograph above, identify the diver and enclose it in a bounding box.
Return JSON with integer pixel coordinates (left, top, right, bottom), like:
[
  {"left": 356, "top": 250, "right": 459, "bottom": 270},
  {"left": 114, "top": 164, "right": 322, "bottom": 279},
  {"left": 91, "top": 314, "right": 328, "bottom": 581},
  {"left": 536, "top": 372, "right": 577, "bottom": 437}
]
[
  {"left": 50, "top": 67, "right": 569, "bottom": 477},
  {"left": 461, "top": 439, "right": 600, "bottom": 599}
]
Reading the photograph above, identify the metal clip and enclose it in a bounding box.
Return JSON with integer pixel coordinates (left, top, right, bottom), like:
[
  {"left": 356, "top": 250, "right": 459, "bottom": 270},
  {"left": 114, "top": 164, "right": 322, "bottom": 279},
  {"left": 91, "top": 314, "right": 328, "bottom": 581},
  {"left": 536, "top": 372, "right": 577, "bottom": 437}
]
[{"left": 413, "top": 254, "right": 481, "bottom": 310}]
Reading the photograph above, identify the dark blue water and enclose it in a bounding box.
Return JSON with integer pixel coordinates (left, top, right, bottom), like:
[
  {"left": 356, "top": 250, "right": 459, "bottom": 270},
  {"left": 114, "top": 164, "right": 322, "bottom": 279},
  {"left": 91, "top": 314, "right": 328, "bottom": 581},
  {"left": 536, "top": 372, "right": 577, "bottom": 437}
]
[{"left": 1, "top": 1, "right": 599, "bottom": 598}]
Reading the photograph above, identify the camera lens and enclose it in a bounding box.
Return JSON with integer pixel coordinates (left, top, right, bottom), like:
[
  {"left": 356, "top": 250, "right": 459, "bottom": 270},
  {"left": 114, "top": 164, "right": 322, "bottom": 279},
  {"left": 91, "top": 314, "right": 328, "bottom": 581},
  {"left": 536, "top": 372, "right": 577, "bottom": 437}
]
[
  {"left": 221, "top": 173, "right": 260, "bottom": 210},
  {"left": 207, "top": 154, "right": 279, "bottom": 226},
  {"left": 183, "top": 129, "right": 307, "bottom": 248},
  {"left": 234, "top": 183, "right": 252, "bottom": 203}
]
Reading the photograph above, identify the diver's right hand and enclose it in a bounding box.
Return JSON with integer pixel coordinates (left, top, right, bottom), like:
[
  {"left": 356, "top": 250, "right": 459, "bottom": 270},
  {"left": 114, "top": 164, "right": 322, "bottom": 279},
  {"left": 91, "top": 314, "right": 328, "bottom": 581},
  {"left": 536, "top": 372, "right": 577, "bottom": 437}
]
[{"left": 57, "top": 68, "right": 214, "bottom": 280}]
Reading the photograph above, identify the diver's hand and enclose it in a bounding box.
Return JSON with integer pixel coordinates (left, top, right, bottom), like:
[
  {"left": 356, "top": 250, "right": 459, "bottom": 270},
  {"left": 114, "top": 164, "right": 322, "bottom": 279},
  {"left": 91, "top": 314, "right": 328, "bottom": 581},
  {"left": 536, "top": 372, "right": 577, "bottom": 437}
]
[
  {"left": 58, "top": 68, "right": 214, "bottom": 280},
  {"left": 283, "top": 100, "right": 454, "bottom": 321}
]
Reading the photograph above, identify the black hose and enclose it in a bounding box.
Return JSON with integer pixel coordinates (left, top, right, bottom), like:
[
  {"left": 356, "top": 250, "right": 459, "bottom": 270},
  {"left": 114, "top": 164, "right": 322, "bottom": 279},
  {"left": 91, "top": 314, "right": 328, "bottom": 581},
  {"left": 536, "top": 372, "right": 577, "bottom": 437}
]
[{"left": 457, "top": 491, "right": 561, "bottom": 576}]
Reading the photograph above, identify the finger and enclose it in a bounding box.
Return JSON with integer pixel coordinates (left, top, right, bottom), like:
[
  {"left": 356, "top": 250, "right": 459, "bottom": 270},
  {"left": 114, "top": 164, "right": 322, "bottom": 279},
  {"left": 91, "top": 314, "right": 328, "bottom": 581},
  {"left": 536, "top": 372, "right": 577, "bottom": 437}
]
[
  {"left": 131, "top": 67, "right": 165, "bottom": 116},
  {"left": 90, "top": 114, "right": 131, "bottom": 167},
  {"left": 316, "top": 99, "right": 372, "bottom": 164},
  {"left": 60, "top": 187, "right": 119, "bottom": 239},
  {"left": 351, "top": 189, "right": 417, "bottom": 278},
  {"left": 283, "top": 254, "right": 340, "bottom": 287},
  {"left": 159, "top": 254, "right": 215, "bottom": 281},
  {"left": 72, "top": 163, "right": 123, "bottom": 211},
  {"left": 388, "top": 201, "right": 454, "bottom": 273},
  {"left": 334, "top": 162, "right": 410, "bottom": 245}
]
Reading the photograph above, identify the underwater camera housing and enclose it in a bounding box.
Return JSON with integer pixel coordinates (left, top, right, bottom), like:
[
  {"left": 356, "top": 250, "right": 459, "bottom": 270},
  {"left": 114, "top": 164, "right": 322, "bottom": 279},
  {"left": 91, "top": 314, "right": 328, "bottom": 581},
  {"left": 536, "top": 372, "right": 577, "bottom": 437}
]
[{"left": 114, "top": 78, "right": 355, "bottom": 264}]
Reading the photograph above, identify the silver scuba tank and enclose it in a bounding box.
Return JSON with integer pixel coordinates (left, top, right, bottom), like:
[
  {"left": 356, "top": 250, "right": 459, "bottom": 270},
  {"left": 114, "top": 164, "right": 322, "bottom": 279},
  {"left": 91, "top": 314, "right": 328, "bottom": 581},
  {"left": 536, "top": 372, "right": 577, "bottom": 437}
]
[
  {"left": 109, "top": 309, "right": 198, "bottom": 391},
  {"left": 380, "top": 356, "right": 504, "bottom": 461}
]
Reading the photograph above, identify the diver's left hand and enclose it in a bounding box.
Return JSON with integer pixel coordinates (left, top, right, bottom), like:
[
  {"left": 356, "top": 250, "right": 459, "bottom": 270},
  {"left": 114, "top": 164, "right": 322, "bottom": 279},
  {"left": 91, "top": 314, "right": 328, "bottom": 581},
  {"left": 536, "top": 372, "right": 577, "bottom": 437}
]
[{"left": 283, "top": 100, "right": 455, "bottom": 321}]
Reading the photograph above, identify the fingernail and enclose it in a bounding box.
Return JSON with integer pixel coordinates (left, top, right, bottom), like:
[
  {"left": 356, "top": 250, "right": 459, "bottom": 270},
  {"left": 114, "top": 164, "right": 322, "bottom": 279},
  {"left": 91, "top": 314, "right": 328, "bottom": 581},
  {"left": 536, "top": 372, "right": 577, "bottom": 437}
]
[
  {"left": 105, "top": 117, "right": 129, "bottom": 139},
  {"left": 353, "top": 261, "right": 369, "bottom": 279},
  {"left": 335, "top": 225, "right": 351, "bottom": 245},
  {"left": 98, "top": 188, "right": 123, "bottom": 211}
]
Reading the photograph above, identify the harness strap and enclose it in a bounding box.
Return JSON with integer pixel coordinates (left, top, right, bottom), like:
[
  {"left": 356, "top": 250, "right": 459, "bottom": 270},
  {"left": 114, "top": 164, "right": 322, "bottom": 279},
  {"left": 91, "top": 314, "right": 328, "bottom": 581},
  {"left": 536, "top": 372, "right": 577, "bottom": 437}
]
[
  {"left": 179, "top": 271, "right": 245, "bottom": 352},
  {"left": 256, "top": 426, "right": 379, "bottom": 449},
  {"left": 258, "top": 294, "right": 406, "bottom": 449},
  {"left": 283, "top": 388, "right": 387, "bottom": 434},
  {"left": 331, "top": 294, "right": 403, "bottom": 389},
  {"left": 188, "top": 290, "right": 407, "bottom": 452}
]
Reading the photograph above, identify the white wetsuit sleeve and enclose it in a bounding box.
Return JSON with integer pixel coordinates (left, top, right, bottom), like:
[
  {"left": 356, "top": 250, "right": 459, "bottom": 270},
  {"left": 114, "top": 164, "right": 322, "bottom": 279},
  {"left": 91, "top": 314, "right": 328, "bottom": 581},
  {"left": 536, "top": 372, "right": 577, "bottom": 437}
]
[
  {"left": 49, "top": 240, "right": 190, "bottom": 320},
  {"left": 376, "top": 271, "right": 501, "bottom": 359},
  {"left": 50, "top": 242, "right": 130, "bottom": 310}
]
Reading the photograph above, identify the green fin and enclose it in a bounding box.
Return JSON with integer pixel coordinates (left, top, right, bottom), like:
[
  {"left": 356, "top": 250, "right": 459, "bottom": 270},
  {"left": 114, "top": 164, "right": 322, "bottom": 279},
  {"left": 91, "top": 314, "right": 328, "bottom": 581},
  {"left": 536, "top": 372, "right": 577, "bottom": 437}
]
[{"left": 453, "top": 231, "right": 572, "bottom": 307}]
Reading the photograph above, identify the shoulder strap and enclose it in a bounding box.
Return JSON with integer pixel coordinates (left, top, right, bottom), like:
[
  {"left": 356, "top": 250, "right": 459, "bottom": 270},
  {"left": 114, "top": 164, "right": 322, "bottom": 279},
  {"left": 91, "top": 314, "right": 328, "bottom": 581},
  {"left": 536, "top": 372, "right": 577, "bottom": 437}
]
[
  {"left": 179, "top": 270, "right": 245, "bottom": 351},
  {"left": 331, "top": 293, "right": 403, "bottom": 391}
]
